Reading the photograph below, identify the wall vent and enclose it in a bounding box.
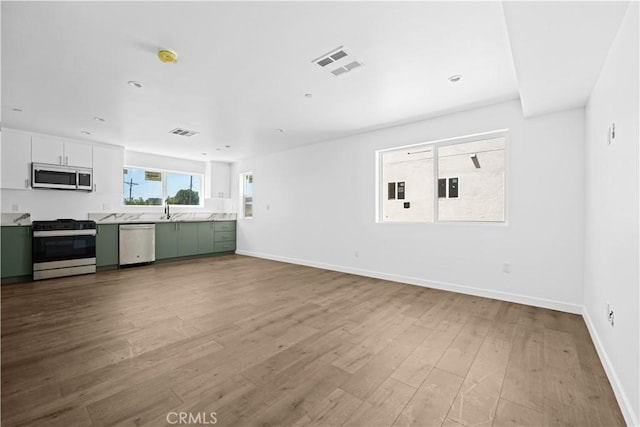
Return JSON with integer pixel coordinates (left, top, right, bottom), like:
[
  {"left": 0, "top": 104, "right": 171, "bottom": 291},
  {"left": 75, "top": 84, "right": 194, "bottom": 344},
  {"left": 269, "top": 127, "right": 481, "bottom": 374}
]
[
  {"left": 169, "top": 128, "right": 199, "bottom": 137},
  {"left": 312, "top": 46, "right": 363, "bottom": 77}
]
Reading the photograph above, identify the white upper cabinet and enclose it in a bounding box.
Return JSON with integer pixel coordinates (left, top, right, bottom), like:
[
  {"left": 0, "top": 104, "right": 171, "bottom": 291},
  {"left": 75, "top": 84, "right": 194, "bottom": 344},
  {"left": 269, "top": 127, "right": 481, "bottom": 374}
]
[
  {"left": 31, "top": 135, "right": 63, "bottom": 165},
  {"left": 93, "top": 145, "right": 124, "bottom": 194},
  {"left": 31, "top": 135, "right": 93, "bottom": 168},
  {"left": 210, "top": 161, "right": 231, "bottom": 198},
  {"left": 64, "top": 140, "right": 93, "bottom": 168},
  {"left": 1, "top": 129, "right": 32, "bottom": 189}
]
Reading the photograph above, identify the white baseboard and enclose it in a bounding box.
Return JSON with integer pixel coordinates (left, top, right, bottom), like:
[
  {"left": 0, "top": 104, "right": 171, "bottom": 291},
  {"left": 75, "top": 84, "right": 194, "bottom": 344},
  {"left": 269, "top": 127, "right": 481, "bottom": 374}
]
[
  {"left": 582, "top": 308, "right": 639, "bottom": 427},
  {"left": 235, "top": 250, "right": 582, "bottom": 314}
]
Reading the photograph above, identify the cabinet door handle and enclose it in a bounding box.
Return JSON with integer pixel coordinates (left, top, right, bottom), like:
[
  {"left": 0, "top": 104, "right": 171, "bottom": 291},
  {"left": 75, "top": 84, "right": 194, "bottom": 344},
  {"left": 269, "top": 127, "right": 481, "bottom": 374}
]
[
  {"left": 25, "top": 179, "right": 29, "bottom": 189},
  {"left": 65, "top": 156, "right": 68, "bottom": 165},
  {"left": 58, "top": 155, "right": 62, "bottom": 165}
]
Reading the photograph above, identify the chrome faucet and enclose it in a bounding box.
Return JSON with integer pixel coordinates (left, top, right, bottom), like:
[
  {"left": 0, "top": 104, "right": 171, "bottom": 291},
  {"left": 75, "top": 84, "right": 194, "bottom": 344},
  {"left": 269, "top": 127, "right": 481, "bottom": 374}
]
[{"left": 164, "top": 199, "right": 171, "bottom": 220}]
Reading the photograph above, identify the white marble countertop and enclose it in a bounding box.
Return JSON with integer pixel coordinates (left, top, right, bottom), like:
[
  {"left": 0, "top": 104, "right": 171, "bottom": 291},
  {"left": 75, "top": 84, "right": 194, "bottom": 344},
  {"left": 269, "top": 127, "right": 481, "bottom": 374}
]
[
  {"left": 88, "top": 212, "right": 237, "bottom": 224},
  {"left": 1, "top": 213, "right": 32, "bottom": 226}
]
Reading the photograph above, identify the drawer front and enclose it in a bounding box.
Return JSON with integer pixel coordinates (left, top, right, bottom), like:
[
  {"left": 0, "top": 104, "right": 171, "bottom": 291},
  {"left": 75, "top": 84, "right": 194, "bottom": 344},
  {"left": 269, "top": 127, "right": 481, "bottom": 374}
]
[
  {"left": 215, "top": 231, "right": 235, "bottom": 242},
  {"left": 214, "top": 221, "right": 236, "bottom": 232},
  {"left": 214, "top": 240, "right": 236, "bottom": 253}
]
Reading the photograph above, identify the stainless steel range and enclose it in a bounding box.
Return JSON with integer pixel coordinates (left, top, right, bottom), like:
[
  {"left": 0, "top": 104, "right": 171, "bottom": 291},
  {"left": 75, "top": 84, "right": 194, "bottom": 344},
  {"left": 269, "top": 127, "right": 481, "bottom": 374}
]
[{"left": 32, "top": 219, "right": 97, "bottom": 280}]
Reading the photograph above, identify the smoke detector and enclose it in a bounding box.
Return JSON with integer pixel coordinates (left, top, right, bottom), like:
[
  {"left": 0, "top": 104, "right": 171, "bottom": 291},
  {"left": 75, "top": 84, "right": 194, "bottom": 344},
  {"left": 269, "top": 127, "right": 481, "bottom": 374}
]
[
  {"left": 158, "top": 49, "right": 178, "bottom": 64},
  {"left": 169, "top": 128, "right": 199, "bottom": 137},
  {"left": 312, "top": 46, "right": 363, "bottom": 77}
]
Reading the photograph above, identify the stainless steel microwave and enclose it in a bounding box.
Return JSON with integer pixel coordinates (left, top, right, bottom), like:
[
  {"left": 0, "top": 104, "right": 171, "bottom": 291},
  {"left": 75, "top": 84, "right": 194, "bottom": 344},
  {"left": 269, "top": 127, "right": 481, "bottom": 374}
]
[{"left": 32, "top": 163, "right": 93, "bottom": 191}]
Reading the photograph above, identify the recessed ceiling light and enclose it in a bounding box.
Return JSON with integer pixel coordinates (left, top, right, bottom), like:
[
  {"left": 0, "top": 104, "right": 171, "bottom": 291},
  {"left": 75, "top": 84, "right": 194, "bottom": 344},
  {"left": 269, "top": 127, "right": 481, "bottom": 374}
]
[
  {"left": 276, "top": 128, "right": 284, "bottom": 133},
  {"left": 12, "top": 108, "right": 23, "bottom": 112},
  {"left": 128, "top": 81, "right": 143, "bottom": 88},
  {"left": 93, "top": 116, "right": 105, "bottom": 122},
  {"left": 305, "top": 93, "right": 313, "bottom": 98},
  {"left": 448, "top": 75, "right": 462, "bottom": 83},
  {"left": 81, "top": 131, "right": 91, "bottom": 135},
  {"left": 225, "top": 145, "right": 231, "bottom": 148}
]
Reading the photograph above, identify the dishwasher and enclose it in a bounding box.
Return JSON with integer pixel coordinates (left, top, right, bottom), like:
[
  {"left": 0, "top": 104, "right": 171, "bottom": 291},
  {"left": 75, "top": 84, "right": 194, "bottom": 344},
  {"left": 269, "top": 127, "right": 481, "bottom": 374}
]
[{"left": 119, "top": 224, "right": 156, "bottom": 266}]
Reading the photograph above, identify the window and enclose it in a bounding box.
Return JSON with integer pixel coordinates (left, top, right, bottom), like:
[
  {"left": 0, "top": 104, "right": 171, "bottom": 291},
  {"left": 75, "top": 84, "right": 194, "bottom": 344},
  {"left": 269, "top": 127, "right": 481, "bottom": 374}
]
[
  {"left": 381, "top": 146, "right": 434, "bottom": 222},
  {"left": 378, "top": 133, "right": 505, "bottom": 222},
  {"left": 241, "top": 172, "right": 253, "bottom": 218},
  {"left": 166, "top": 172, "right": 201, "bottom": 206},
  {"left": 438, "top": 137, "right": 505, "bottom": 221},
  {"left": 123, "top": 167, "right": 203, "bottom": 206}
]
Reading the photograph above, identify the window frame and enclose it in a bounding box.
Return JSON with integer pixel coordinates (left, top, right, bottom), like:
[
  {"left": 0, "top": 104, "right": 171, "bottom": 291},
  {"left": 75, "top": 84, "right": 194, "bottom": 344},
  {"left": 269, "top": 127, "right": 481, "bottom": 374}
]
[
  {"left": 122, "top": 165, "right": 205, "bottom": 208},
  {"left": 376, "top": 129, "right": 509, "bottom": 225},
  {"left": 239, "top": 171, "right": 254, "bottom": 219}
]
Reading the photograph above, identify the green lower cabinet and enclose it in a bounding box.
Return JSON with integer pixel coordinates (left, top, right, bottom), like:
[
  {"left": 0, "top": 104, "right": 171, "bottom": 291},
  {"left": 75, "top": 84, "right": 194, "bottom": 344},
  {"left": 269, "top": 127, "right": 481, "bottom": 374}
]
[
  {"left": 215, "top": 231, "right": 235, "bottom": 242},
  {"left": 214, "top": 221, "right": 236, "bottom": 232},
  {"left": 155, "top": 223, "right": 178, "bottom": 260},
  {"left": 214, "top": 240, "right": 236, "bottom": 253},
  {"left": 155, "top": 221, "right": 235, "bottom": 261},
  {"left": 177, "top": 223, "right": 199, "bottom": 257},
  {"left": 96, "top": 224, "right": 119, "bottom": 267},
  {"left": 197, "top": 222, "right": 215, "bottom": 254},
  {"left": 1, "top": 226, "right": 32, "bottom": 280},
  {"left": 213, "top": 221, "right": 236, "bottom": 253}
]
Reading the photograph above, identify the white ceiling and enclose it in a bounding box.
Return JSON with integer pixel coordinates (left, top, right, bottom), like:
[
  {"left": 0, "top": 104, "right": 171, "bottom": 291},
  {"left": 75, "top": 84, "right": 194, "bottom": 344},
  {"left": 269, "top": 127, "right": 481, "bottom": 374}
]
[
  {"left": 0, "top": 1, "right": 630, "bottom": 162},
  {"left": 503, "top": 1, "right": 630, "bottom": 117}
]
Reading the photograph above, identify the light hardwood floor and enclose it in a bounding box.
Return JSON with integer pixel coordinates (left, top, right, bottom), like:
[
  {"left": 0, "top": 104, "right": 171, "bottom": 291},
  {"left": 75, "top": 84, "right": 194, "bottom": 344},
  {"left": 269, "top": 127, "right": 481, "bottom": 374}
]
[{"left": 1, "top": 255, "right": 624, "bottom": 426}]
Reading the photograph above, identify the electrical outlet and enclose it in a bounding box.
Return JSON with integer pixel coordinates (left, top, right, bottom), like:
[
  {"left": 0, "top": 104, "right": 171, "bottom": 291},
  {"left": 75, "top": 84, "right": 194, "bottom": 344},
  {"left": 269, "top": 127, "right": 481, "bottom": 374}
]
[
  {"left": 11, "top": 204, "right": 19, "bottom": 212},
  {"left": 502, "top": 262, "right": 511, "bottom": 273}
]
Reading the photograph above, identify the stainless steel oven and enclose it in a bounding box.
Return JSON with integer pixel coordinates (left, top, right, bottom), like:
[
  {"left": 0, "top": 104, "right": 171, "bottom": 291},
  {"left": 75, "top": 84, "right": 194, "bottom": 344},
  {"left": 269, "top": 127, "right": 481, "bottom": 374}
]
[{"left": 32, "top": 219, "right": 97, "bottom": 280}]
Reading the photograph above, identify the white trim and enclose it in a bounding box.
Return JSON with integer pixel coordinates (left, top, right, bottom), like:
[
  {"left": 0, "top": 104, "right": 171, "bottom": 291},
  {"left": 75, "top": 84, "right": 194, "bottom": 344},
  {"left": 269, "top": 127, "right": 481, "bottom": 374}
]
[
  {"left": 235, "top": 249, "right": 582, "bottom": 314},
  {"left": 582, "top": 307, "right": 639, "bottom": 427}
]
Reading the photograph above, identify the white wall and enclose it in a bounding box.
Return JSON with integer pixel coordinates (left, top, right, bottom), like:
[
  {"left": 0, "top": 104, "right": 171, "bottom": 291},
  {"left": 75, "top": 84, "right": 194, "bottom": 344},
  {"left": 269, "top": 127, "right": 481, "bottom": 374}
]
[
  {"left": 583, "top": 2, "right": 639, "bottom": 425},
  {"left": 2, "top": 187, "right": 119, "bottom": 221},
  {"left": 125, "top": 150, "right": 205, "bottom": 175},
  {"left": 232, "top": 99, "right": 586, "bottom": 312}
]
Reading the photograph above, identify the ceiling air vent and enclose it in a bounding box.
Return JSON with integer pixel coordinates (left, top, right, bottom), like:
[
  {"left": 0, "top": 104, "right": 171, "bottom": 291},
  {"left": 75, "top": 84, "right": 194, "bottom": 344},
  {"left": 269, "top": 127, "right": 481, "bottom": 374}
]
[
  {"left": 312, "top": 46, "right": 363, "bottom": 77},
  {"left": 169, "top": 128, "right": 199, "bottom": 137}
]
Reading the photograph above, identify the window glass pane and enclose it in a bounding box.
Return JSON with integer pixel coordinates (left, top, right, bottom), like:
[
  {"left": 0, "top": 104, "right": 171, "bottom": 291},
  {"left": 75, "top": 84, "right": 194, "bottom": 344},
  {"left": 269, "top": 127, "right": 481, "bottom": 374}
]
[
  {"left": 243, "top": 174, "right": 253, "bottom": 218},
  {"left": 166, "top": 172, "right": 201, "bottom": 206},
  {"left": 123, "top": 167, "right": 163, "bottom": 205},
  {"left": 437, "top": 137, "right": 505, "bottom": 221},
  {"left": 381, "top": 145, "right": 434, "bottom": 222}
]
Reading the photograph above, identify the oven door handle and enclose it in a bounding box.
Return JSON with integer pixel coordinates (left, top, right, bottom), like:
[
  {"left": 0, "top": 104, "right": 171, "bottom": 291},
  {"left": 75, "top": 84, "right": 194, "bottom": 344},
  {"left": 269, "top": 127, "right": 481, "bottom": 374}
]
[{"left": 33, "top": 230, "right": 97, "bottom": 237}]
